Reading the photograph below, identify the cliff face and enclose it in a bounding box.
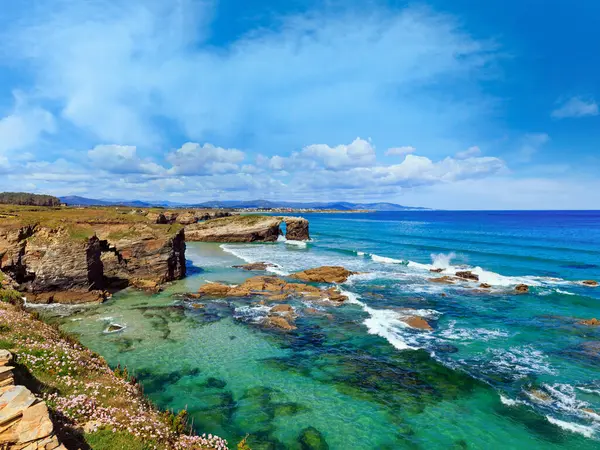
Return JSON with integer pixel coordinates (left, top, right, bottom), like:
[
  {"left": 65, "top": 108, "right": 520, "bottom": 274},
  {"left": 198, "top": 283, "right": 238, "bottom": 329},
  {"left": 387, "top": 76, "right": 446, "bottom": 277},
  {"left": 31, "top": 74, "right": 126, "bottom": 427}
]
[
  {"left": 99, "top": 225, "right": 186, "bottom": 290},
  {"left": 0, "top": 216, "right": 186, "bottom": 303}
]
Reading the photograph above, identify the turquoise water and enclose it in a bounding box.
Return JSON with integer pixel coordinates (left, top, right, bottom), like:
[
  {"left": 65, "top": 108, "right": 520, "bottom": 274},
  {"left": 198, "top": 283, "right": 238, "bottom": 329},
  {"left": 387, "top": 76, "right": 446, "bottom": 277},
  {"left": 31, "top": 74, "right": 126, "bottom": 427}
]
[{"left": 50, "top": 211, "right": 600, "bottom": 449}]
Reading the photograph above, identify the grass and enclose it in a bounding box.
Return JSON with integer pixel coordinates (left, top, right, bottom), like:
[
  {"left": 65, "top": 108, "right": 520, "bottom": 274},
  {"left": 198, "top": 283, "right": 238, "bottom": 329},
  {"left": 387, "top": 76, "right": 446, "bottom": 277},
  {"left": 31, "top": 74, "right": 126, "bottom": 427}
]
[{"left": 85, "top": 430, "right": 158, "bottom": 450}]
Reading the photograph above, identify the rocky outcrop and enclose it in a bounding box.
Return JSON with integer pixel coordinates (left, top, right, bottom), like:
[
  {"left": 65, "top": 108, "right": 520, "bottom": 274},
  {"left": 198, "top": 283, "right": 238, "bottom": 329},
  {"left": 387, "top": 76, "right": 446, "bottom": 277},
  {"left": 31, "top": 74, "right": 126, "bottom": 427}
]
[
  {"left": 185, "top": 214, "right": 310, "bottom": 242},
  {"left": 290, "top": 266, "right": 356, "bottom": 283},
  {"left": 429, "top": 276, "right": 455, "bottom": 284},
  {"left": 0, "top": 228, "right": 105, "bottom": 302},
  {"left": 455, "top": 271, "right": 479, "bottom": 281},
  {"left": 401, "top": 316, "right": 433, "bottom": 331},
  {"left": 282, "top": 217, "right": 310, "bottom": 241},
  {"left": 185, "top": 215, "right": 282, "bottom": 242},
  {"left": 196, "top": 274, "right": 349, "bottom": 304},
  {"left": 581, "top": 280, "right": 598, "bottom": 287},
  {"left": 0, "top": 352, "right": 66, "bottom": 449},
  {"left": 233, "top": 262, "right": 273, "bottom": 271},
  {"left": 0, "top": 219, "right": 186, "bottom": 302}
]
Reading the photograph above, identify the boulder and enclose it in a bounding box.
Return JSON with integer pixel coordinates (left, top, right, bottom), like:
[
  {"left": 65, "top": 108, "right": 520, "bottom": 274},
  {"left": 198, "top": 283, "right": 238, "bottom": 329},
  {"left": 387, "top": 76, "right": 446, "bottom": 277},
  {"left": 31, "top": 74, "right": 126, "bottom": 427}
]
[
  {"left": 264, "top": 316, "right": 296, "bottom": 331},
  {"left": 581, "top": 280, "right": 598, "bottom": 287},
  {"left": 578, "top": 318, "right": 600, "bottom": 326},
  {"left": 429, "top": 276, "right": 455, "bottom": 284},
  {"left": 15, "top": 401, "right": 53, "bottom": 443},
  {"left": 401, "top": 316, "right": 433, "bottom": 331},
  {"left": 515, "top": 284, "right": 529, "bottom": 294},
  {"left": 455, "top": 271, "right": 479, "bottom": 281},
  {"left": 479, "top": 283, "right": 492, "bottom": 289},
  {"left": 298, "top": 426, "right": 329, "bottom": 450},
  {"left": 270, "top": 304, "right": 294, "bottom": 314},
  {"left": 291, "top": 266, "right": 356, "bottom": 283},
  {"left": 197, "top": 283, "right": 231, "bottom": 297},
  {"left": 0, "top": 385, "right": 37, "bottom": 426},
  {"left": 233, "top": 262, "right": 272, "bottom": 271},
  {"left": 429, "top": 268, "right": 444, "bottom": 273}
]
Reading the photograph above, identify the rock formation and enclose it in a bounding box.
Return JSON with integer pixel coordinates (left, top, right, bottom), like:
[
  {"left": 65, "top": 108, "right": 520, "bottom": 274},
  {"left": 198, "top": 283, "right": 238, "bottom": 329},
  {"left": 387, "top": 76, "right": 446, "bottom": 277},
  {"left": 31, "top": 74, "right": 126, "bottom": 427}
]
[
  {"left": 233, "top": 262, "right": 273, "bottom": 271},
  {"left": 196, "top": 274, "right": 349, "bottom": 304},
  {"left": 290, "top": 266, "right": 356, "bottom": 283},
  {"left": 185, "top": 214, "right": 310, "bottom": 242},
  {"left": 0, "top": 352, "right": 66, "bottom": 449},
  {"left": 455, "top": 271, "right": 479, "bottom": 281},
  {"left": 186, "top": 215, "right": 282, "bottom": 242},
  {"left": 581, "top": 280, "right": 598, "bottom": 287},
  {"left": 0, "top": 216, "right": 186, "bottom": 303},
  {"left": 282, "top": 217, "right": 310, "bottom": 241},
  {"left": 578, "top": 318, "right": 600, "bottom": 326}
]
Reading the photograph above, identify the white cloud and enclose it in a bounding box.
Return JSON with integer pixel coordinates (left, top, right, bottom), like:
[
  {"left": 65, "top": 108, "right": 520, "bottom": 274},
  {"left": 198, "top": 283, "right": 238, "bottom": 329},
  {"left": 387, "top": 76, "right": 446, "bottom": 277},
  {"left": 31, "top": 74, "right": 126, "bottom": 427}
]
[
  {"left": 293, "top": 138, "right": 376, "bottom": 171},
  {"left": 385, "top": 146, "right": 416, "bottom": 156},
  {"left": 552, "top": 97, "right": 598, "bottom": 119},
  {"left": 166, "top": 142, "right": 245, "bottom": 175},
  {"left": 455, "top": 146, "right": 481, "bottom": 159},
  {"left": 88, "top": 144, "right": 164, "bottom": 174},
  {"left": 3, "top": 1, "right": 498, "bottom": 153},
  {"left": 0, "top": 92, "right": 55, "bottom": 154}
]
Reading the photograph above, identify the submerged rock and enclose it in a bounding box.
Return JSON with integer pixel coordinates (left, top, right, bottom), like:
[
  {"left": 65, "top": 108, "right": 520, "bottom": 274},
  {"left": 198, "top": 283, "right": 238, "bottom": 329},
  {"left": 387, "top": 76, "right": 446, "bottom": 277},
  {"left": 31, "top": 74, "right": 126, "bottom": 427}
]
[
  {"left": 578, "top": 318, "right": 600, "bottom": 326},
  {"left": 233, "top": 262, "right": 272, "bottom": 271},
  {"left": 298, "top": 426, "right": 329, "bottom": 450},
  {"left": 479, "top": 283, "right": 492, "bottom": 289},
  {"left": 270, "top": 304, "right": 294, "bottom": 314},
  {"left": 455, "top": 271, "right": 479, "bottom": 281},
  {"left": 105, "top": 323, "right": 126, "bottom": 333},
  {"left": 197, "top": 283, "right": 231, "bottom": 297},
  {"left": 429, "top": 268, "right": 444, "bottom": 273},
  {"left": 515, "top": 284, "right": 529, "bottom": 294},
  {"left": 290, "top": 266, "right": 356, "bottom": 283}
]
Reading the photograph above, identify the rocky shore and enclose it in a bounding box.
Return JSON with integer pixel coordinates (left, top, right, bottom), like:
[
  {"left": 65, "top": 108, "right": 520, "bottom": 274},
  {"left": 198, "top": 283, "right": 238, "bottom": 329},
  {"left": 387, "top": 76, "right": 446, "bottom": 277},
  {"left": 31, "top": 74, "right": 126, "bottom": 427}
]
[{"left": 0, "top": 205, "right": 310, "bottom": 305}]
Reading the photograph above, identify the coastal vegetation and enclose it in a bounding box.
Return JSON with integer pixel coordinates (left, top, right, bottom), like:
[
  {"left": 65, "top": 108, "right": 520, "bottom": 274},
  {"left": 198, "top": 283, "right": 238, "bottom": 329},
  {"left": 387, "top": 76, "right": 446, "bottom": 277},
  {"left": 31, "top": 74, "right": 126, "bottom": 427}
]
[
  {"left": 0, "top": 192, "right": 61, "bottom": 207},
  {"left": 0, "top": 295, "right": 229, "bottom": 449}
]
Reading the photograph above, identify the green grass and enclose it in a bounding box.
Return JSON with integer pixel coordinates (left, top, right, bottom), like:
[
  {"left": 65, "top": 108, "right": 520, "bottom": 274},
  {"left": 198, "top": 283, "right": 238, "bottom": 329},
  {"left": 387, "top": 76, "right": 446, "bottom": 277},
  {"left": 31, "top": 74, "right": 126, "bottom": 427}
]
[
  {"left": 0, "top": 289, "right": 23, "bottom": 304},
  {"left": 0, "top": 339, "right": 14, "bottom": 350},
  {"left": 85, "top": 430, "right": 158, "bottom": 450}
]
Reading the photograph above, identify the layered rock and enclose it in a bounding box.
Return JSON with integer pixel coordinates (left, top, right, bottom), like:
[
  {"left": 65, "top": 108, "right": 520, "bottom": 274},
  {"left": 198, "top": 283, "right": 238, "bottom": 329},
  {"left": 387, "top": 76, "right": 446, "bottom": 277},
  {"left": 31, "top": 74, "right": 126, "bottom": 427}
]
[
  {"left": 185, "top": 214, "right": 310, "bottom": 242},
  {"left": 0, "top": 227, "right": 105, "bottom": 303},
  {"left": 185, "top": 215, "right": 282, "bottom": 242},
  {"left": 97, "top": 225, "right": 186, "bottom": 291},
  {"left": 0, "top": 352, "right": 66, "bottom": 449},
  {"left": 290, "top": 266, "right": 355, "bottom": 283},
  {"left": 1, "top": 219, "right": 186, "bottom": 302}
]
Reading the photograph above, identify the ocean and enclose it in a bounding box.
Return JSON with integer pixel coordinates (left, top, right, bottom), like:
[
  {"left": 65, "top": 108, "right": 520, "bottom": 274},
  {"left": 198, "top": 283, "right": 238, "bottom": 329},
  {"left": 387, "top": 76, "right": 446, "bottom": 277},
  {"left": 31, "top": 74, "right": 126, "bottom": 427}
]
[{"left": 50, "top": 211, "right": 600, "bottom": 449}]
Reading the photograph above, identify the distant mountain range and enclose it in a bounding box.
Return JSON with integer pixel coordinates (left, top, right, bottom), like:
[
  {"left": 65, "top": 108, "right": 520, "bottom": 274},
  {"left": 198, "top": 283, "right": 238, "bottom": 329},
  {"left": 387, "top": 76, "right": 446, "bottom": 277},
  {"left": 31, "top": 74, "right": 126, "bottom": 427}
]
[{"left": 59, "top": 196, "right": 428, "bottom": 211}]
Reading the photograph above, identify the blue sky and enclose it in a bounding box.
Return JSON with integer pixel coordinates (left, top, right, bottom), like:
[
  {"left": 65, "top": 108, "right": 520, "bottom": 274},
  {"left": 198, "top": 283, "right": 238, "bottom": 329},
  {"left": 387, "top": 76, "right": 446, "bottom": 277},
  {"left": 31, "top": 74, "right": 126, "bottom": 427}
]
[{"left": 0, "top": 0, "right": 599, "bottom": 209}]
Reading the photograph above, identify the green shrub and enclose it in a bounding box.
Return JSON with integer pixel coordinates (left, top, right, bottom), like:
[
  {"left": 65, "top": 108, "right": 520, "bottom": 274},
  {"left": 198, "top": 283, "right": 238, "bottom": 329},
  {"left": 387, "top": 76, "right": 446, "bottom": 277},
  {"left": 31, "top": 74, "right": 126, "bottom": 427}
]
[{"left": 0, "top": 289, "right": 23, "bottom": 305}]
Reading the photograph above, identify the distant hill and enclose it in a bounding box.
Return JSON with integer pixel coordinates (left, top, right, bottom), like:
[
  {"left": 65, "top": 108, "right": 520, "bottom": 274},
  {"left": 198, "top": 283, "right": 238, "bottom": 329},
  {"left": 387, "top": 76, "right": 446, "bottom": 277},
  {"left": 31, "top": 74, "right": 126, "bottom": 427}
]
[
  {"left": 0, "top": 192, "right": 61, "bottom": 207},
  {"left": 60, "top": 196, "right": 428, "bottom": 211}
]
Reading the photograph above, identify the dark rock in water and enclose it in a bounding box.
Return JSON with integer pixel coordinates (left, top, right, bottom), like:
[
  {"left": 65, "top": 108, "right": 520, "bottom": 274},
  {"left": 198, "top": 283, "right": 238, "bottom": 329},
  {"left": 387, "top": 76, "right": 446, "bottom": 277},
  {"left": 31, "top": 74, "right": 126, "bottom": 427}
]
[
  {"left": 429, "top": 276, "right": 455, "bottom": 284},
  {"left": 563, "top": 263, "right": 598, "bottom": 269},
  {"left": 204, "top": 377, "right": 227, "bottom": 389},
  {"left": 298, "top": 426, "right": 329, "bottom": 450},
  {"left": 435, "top": 344, "right": 459, "bottom": 354},
  {"left": 515, "top": 284, "right": 529, "bottom": 293},
  {"left": 479, "top": 283, "right": 492, "bottom": 289},
  {"left": 429, "top": 268, "right": 444, "bottom": 273},
  {"left": 455, "top": 271, "right": 479, "bottom": 281},
  {"left": 283, "top": 217, "right": 310, "bottom": 241},
  {"left": 581, "top": 280, "right": 598, "bottom": 287},
  {"left": 233, "top": 262, "right": 272, "bottom": 271}
]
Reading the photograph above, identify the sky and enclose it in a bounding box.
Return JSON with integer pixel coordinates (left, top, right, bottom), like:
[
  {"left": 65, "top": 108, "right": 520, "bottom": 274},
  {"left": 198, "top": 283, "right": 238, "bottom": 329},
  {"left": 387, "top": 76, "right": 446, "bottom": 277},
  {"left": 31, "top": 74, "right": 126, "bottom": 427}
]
[{"left": 0, "top": 0, "right": 599, "bottom": 209}]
